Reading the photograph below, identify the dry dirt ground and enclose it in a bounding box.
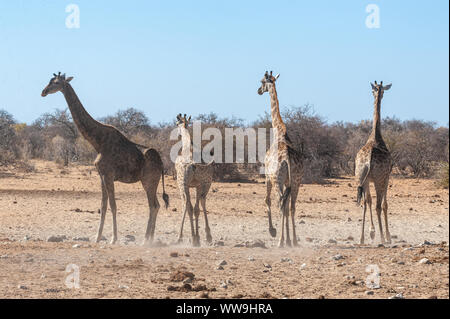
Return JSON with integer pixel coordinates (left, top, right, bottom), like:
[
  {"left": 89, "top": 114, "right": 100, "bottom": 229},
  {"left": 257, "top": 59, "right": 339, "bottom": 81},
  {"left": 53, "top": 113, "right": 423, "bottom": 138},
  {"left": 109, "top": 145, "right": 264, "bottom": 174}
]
[{"left": 0, "top": 160, "right": 448, "bottom": 299}]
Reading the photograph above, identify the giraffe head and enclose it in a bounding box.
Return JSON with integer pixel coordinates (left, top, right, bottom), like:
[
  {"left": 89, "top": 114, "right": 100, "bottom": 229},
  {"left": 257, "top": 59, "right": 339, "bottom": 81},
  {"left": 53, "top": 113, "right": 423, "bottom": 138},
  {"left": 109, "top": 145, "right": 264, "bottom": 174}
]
[
  {"left": 176, "top": 113, "right": 191, "bottom": 129},
  {"left": 41, "top": 72, "right": 73, "bottom": 97},
  {"left": 257, "top": 71, "right": 280, "bottom": 95},
  {"left": 370, "top": 81, "right": 392, "bottom": 100}
]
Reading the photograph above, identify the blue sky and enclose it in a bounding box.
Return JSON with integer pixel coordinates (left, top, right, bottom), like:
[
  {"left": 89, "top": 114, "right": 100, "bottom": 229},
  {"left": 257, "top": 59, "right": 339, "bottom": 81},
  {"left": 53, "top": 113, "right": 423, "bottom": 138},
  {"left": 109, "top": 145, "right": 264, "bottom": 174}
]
[{"left": 0, "top": 0, "right": 448, "bottom": 126}]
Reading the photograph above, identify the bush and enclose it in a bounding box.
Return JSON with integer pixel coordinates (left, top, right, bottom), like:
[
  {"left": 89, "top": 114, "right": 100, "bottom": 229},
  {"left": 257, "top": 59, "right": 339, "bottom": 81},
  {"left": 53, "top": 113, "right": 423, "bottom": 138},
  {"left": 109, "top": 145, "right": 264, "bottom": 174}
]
[
  {"left": 437, "top": 162, "right": 449, "bottom": 189},
  {"left": 1, "top": 106, "right": 448, "bottom": 183},
  {"left": 0, "top": 110, "right": 18, "bottom": 165}
]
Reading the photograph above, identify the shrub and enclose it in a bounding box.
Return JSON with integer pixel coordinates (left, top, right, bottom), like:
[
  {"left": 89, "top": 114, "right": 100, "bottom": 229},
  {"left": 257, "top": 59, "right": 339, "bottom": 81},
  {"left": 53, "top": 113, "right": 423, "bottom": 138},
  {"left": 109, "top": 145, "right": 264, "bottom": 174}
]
[{"left": 437, "top": 162, "right": 449, "bottom": 189}]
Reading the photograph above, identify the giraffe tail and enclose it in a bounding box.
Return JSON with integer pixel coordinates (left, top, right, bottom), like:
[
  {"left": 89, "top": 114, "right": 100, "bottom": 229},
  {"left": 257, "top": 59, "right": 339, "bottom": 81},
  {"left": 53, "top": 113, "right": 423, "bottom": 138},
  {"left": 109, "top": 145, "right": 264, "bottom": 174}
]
[
  {"left": 280, "top": 156, "right": 293, "bottom": 212},
  {"left": 161, "top": 169, "right": 169, "bottom": 210},
  {"left": 356, "top": 186, "right": 364, "bottom": 206},
  {"left": 280, "top": 186, "right": 291, "bottom": 212},
  {"left": 356, "top": 165, "right": 370, "bottom": 206}
]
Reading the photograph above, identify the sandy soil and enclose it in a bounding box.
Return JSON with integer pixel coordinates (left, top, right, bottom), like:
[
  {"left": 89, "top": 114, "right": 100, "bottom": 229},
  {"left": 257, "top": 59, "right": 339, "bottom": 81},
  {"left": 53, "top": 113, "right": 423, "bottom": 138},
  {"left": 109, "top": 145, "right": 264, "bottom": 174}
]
[{"left": 0, "top": 160, "right": 448, "bottom": 299}]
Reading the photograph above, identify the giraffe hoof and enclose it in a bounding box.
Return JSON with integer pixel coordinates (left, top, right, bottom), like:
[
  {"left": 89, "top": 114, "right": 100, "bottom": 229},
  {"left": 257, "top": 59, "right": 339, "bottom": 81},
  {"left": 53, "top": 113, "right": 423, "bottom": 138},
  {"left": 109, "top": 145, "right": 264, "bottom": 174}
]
[
  {"left": 192, "top": 237, "right": 200, "bottom": 247},
  {"left": 370, "top": 230, "right": 375, "bottom": 240},
  {"left": 293, "top": 240, "right": 299, "bottom": 247},
  {"left": 142, "top": 239, "right": 151, "bottom": 246},
  {"left": 360, "top": 238, "right": 365, "bottom": 245},
  {"left": 278, "top": 241, "right": 284, "bottom": 248},
  {"left": 385, "top": 234, "right": 391, "bottom": 244},
  {"left": 206, "top": 234, "right": 212, "bottom": 243},
  {"left": 269, "top": 227, "right": 277, "bottom": 238},
  {"left": 286, "top": 240, "right": 292, "bottom": 247}
]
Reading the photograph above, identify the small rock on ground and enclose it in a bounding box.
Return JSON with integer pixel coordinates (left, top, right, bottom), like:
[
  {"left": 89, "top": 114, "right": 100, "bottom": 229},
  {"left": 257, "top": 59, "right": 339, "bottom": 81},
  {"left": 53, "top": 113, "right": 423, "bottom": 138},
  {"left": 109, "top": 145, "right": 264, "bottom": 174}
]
[
  {"left": 281, "top": 257, "right": 293, "bottom": 263},
  {"left": 217, "top": 260, "right": 227, "bottom": 266},
  {"left": 332, "top": 254, "right": 344, "bottom": 261},
  {"left": 47, "top": 235, "right": 67, "bottom": 242}
]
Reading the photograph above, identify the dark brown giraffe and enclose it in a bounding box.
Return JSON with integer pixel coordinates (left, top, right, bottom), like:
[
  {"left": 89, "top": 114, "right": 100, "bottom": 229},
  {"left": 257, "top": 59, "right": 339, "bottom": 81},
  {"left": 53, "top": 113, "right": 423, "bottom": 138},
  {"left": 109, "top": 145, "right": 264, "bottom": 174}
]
[
  {"left": 41, "top": 72, "right": 169, "bottom": 245},
  {"left": 355, "top": 81, "right": 392, "bottom": 245},
  {"left": 258, "top": 71, "right": 304, "bottom": 247}
]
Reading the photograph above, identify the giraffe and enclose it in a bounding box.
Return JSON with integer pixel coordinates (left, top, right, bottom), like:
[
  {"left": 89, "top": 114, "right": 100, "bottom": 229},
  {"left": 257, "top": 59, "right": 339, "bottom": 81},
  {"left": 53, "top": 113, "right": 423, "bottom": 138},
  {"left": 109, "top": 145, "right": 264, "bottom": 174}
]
[
  {"left": 41, "top": 72, "right": 169, "bottom": 245},
  {"left": 258, "top": 71, "right": 304, "bottom": 247},
  {"left": 174, "top": 114, "right": 214, "bottom": 247},
  {"left": 355, "top": 81, "right": 393, "bottom": 245}
]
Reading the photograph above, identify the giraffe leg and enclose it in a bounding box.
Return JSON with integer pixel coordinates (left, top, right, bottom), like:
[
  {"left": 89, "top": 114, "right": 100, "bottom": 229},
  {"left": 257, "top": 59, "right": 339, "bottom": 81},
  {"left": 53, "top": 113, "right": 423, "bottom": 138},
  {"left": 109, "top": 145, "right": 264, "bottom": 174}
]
[
  {"left": 276, "top": 181, "right": 285, "bottom": 248},
  {"left": 360, "top": 192, "right": 367, "bottom": 245},
  {"left": 177, "top": 207, "right": 187, "bottom": 244},
  {"left": 184, "top": 187, "right": 197, "bottom": 247},
  {"left": 103, "top": 176, "right": 118, "bottom": 245},
  {"left": 265, "top": 178, "right": 276, "bottom": 237},
  {"left": 200, "top": 184, "right": 212, "bottom": 243},
  {"left": 193, "top": 189, "right": 201, "bottom": 246},
  {"left": 176, "top": 182, "right": 187, "bottom": 243},
  {"left": 143, "top": 186, "right": 159, "bottom": 245},
  {"left": 201, "top": 197, "right": 212, "bottom": 243},
  {"left": 366, "top": 186, "right": 375, "bottom": 240},
  {"left": 279, "top": 213, "right": 285, "bottom": 247},
  {"left": 149, "top": 195, "right": 160, "bottom": 243},
  {"left": 290, "top": 185, "right": 299, "bottom": 247},
  {"left": 95, "top": 176, "right": 108, "bottom": 243},
  {"left": 382, "top": 185, "right": 391, "bottom": 244},
  {"left": 141, "top": 170, "right": 161, "bottom": 245},
  {"left": 375, "top": 184, "right": 386, "bottom": 245},
  {"left": 284, "top": 199, "right": 291, "bottom": 247},
  {"left": 383, "top": 199, "right": 391, "bottom": 244}
]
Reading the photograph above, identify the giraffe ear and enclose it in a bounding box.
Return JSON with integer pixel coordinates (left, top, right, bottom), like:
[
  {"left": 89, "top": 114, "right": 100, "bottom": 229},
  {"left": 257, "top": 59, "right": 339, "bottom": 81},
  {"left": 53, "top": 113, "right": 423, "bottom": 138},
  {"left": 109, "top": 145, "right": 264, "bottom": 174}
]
[
  {"left": 66, "top": 76, "right": 73, "bottom": 82},
  {"left": 274, "top": 74, "right": 280, "bottom": 80},
  {"left": 383, "top": 83, "right": 392, "bottom": 91}
]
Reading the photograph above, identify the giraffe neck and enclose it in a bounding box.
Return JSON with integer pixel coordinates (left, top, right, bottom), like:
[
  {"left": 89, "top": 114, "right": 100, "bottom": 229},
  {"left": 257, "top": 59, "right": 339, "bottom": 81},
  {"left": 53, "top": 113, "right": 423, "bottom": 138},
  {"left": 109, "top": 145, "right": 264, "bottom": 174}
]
[
  {"left": 268, "top": 84, "right": 287, "bottom": 140},
  {"left": 369, "top": 92, "right": 383, "bottom": 142},
  {"left": 179, "top": 126, "right": 192, "bottom": 160},
  {"left": 61, "top": 82, "right": 103, "bottom": 152}
]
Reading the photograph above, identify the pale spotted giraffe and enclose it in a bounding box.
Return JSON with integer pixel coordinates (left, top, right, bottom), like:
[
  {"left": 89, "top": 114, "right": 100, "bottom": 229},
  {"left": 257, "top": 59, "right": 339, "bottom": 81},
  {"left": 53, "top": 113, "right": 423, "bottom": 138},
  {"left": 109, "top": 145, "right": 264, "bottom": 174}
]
[
  {"left": 258, "top": 71, "right": 304, "bottom": 247},
  {"left": 175, "top": 114, "right": 214, "bottom": 247},
  {"left": 355, "top": 81, "right": 393, "bottom": 245},
  {"left": 41, "top": 72, "right": 169, "bottom": 245}
]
